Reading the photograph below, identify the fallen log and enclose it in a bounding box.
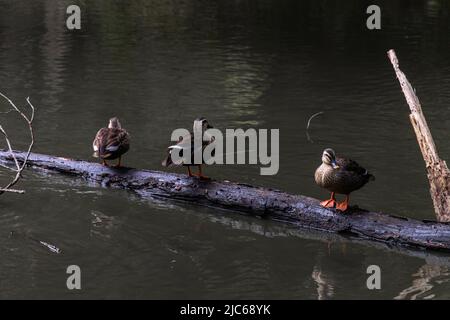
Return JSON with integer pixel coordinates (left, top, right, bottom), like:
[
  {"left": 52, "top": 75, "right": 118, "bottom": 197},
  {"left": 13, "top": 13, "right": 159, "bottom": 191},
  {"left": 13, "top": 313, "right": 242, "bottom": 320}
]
[{"left": 2, "top": 150, "right": 450, "bottom": 252}]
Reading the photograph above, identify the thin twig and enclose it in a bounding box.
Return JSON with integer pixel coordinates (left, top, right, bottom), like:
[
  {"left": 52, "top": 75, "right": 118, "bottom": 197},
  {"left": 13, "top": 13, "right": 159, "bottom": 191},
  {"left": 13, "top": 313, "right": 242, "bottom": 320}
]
[
  {"left": 0, "top": 92, "right": 35, "bottom": 195},
  {"left": 307, "top": 111, "right": 324, "bottom": 130},
  {"left": 0, "top": 125, "right": 20, "bottom": 170},
  {"left": 306, "top": 111, "right": 324, "bottom": 143},
  {"left": 0, "top": 188, "right": 25, "bottom": 193},
  {"left": 0, "top": 162, "right": 16, "bottom": 171}
]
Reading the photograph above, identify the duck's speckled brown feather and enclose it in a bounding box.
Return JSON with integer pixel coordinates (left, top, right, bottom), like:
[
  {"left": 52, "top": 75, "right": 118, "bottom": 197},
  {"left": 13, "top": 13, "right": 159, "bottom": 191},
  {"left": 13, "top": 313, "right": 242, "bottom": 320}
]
[
  {"left": 315, "top": 156, "right": 374, "bottom": 195},
  {"left": 93, "top": 127, "right": 130, "bottom": 160}
]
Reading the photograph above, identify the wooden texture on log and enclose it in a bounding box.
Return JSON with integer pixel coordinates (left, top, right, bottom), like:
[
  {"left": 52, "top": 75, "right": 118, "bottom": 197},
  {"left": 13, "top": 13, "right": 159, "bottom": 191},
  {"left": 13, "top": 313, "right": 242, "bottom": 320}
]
[
  {"left": 387, "top": 49, "right": 450, "bottom": 222},
  {"left": 2, "top": 149, "right": 450, "bottom": 252}
]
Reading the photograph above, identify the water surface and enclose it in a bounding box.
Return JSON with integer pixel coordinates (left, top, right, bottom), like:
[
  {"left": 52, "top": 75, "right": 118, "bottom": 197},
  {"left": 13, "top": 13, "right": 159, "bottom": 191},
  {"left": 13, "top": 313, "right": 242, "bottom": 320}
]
[{"left": 0, "top": 0, "right": 450, "bottom": 299}]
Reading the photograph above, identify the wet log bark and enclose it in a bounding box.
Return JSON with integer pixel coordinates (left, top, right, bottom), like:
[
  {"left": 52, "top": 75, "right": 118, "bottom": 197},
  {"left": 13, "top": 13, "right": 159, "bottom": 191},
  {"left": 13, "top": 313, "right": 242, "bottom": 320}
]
[
  {"left": 388, "top": 49, "right": 450, "bottom": 222},
  {"left": 2, "top": 150, "right": 450, "bottom": 251}
]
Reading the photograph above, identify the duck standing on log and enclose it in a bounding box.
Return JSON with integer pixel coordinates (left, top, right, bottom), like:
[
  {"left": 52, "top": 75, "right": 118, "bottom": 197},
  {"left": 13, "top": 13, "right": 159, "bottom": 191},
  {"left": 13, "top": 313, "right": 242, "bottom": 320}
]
[
  {"left": 315, "top": 148, "right": 374, "bottom": 211},
  {"left": 92, "top": 117, "right": 130, "bottom": 167},
  {"left": 162, "top": 117, "right": 214, "bottom": 179}
]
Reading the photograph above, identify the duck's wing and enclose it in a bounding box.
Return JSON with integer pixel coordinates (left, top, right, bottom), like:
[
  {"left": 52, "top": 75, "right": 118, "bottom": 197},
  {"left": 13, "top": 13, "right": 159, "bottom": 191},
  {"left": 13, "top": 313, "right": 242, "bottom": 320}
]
[
  {"left": 93, "top": 127, "right": 108, "bottom": 154},
  {"left": 165, "top": 131, "right": 212, "bottom": 165},
  {"left": 337, "top": 157, "right": 373, "bottom": 178},
  {"left": 104, "top": 128, "right": 130, "bottom": 153},
  {"left": 168, "top": 131, "right": 214, "bottom": 149},
  {"left": 168, "top": 132, "right": 193, "bottom": 150},
  {"left": 94, "top": 128, "right": 129, "bottom": 158},
  {"left": 163, "top": 132, "right": 192, "bottom": 166}
]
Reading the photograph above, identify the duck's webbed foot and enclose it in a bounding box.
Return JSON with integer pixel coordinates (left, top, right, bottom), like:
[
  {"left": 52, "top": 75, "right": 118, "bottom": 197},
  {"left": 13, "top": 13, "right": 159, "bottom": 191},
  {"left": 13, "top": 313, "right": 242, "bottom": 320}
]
[
  {"left": 193, "top": 165, "right": 210, "bottom": 180},
  {"left": 336, "top": 195, "right": 350, "bottom": 212},
  {"left": 320, "top": 199, "right": 336, "bottom": 208},
  {"left": 320, "top": 192, "right": 336, "bottom": 208}
]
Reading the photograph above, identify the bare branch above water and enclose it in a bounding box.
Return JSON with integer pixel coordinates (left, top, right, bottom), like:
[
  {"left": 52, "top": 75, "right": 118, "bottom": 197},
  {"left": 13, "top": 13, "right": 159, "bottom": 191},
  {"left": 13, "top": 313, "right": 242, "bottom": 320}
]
[{"left": 0, "top": 92, "right": 35, "bottom": 195}]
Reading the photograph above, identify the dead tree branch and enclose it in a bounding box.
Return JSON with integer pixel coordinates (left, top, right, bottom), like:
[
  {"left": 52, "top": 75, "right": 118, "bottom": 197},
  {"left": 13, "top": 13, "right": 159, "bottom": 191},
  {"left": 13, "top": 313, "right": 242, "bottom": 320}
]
[
  {"left": 0, "top": 92, "right": 35, "bottom": 195},
  {"left": 387, "top": 49, "right": 450, "bottom": 222}
]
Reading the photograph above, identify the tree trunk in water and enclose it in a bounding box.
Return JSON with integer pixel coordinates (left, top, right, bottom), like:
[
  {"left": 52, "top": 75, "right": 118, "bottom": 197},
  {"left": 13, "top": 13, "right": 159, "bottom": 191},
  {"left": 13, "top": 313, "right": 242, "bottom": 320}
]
[{"left": 387, "top": 49, "right": 450, "bottom": 222}]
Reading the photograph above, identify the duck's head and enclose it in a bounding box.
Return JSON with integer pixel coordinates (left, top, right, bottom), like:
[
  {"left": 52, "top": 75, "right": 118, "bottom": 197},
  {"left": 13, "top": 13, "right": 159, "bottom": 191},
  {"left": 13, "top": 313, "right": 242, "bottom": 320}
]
[
  {"left": 193, "top": 117, "right": 213, "bottom": 133},
  {"left": 108, "top": 117, "right": 122, "bottom": 129},
  {"left": 322, "top": 148, "right": 340, "bottom": 169}
]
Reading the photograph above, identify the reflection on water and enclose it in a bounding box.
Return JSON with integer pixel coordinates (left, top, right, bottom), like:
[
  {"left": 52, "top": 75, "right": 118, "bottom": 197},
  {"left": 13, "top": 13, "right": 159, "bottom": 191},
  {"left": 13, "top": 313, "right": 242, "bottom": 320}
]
[
  {"left": 312, "top": 266, "right": 335, "bottom": 300},
  {"left": 222, "top": 48, "right": 271, "bottom": 125},
  {"left": 0, "top": 0, "right": 450, "bottom": 298},
  {"left": 40, "top": 0, "right": 68, "bottom": 110},
  {"left": 395, "top": 264, "right": 450, "bottom": 300},
  {"left": 90, "top": 210, "right": 118, "bottom": 240}
]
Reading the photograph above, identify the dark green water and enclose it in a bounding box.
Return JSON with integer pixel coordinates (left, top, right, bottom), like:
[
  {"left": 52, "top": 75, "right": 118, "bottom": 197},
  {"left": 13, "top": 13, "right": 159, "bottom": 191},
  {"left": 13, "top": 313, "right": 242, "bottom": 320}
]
[{"left": 0, "top": 0, "right": 450, "bottom": 299}]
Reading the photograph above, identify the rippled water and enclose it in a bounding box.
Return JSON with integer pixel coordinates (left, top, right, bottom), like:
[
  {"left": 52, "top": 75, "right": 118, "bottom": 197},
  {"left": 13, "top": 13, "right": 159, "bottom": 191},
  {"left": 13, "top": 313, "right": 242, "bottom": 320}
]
[{"left": 0, "top": 0, "right": 450, "bottom": 299}]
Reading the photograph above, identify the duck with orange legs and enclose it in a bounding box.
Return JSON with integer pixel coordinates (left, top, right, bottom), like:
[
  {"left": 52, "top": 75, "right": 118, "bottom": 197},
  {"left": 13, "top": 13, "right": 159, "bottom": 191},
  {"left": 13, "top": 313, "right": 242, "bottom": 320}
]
[
  {"left": 92, "top": 117, "right": 130, "bottom": 168},
  {"left": 162, "top": 117, "right": 214, "bottom": 180},
  {"left": 315, "top": 148, "right": 374, "bottom": 211}
]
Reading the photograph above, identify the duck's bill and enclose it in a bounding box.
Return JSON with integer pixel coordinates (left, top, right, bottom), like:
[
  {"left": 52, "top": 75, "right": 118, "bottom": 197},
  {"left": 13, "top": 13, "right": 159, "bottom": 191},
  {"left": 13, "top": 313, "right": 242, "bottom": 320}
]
[{"left": 331, "top": 161, "right": 340, "bottom": 169}]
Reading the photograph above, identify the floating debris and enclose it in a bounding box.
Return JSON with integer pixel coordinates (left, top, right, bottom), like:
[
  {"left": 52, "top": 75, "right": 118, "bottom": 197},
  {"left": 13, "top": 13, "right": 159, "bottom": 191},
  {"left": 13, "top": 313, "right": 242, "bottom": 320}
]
[
  {"left": 9, "top": 230, "right": 61, "bottom": 254},
  {"left": 39, "top": 240, "right": 61, "bottom": 254}
]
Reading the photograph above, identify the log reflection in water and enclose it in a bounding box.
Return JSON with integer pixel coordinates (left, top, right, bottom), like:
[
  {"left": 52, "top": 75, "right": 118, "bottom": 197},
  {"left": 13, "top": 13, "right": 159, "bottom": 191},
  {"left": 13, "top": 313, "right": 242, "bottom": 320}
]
[
  {"left": 395, "top": 264, "right": 450, "bottom": 300},
  {"left": 311, "top": 265, "right": 335, "bottom": 300}
]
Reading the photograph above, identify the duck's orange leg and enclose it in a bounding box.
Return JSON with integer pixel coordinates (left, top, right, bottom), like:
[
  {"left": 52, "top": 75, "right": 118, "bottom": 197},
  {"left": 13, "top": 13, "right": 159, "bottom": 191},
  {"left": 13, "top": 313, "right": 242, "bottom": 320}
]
[
  {"left": 187, "top": 166, "right": 194, "bottom": 177},
  {"left": 114, "top": 156, "right": 122, "bottom": 168},
  {"left": 195, "top": 165, "right": 210, "bottom": 180},
  {"left": 320, "top": 192, "right": 336, "bottom": 208},
  {"left": 102, "top": 159, "right": 108, "bottom": 166},
  {"left": 336, "top": 195, "right": 350, "bottom": 212}
]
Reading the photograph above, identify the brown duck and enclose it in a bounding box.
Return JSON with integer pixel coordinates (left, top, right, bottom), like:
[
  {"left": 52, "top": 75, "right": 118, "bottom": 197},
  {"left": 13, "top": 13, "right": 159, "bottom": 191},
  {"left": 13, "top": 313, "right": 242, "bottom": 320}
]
[
  {"left": 315, "top": 148, "right": 374, "bottom": 211},
  {"left": 92, "top": 117, "right": 130, "bottom": 167},
  {"left": 162, "top": 117, "right": 214, "bottom": 179}
]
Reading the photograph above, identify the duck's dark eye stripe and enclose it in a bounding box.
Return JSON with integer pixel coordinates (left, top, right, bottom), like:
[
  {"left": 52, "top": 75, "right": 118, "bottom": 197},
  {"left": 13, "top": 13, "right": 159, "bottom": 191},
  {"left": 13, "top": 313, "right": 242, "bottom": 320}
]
[{"left": 324, "top": 152, "right": 335, "bottom": 163}]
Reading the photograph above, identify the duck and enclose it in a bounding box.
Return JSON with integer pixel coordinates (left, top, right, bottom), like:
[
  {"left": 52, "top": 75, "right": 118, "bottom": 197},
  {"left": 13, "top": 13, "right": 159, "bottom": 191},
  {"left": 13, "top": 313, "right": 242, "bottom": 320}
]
[
  {"left": 162, "top": 117, "right": 214, "bottom": 179},
  {"left": 315, "top": 148, "right": 374, "bottom": 211},
  {"left": 92, "top": 117, "right": 130, "bottom": 167}
]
